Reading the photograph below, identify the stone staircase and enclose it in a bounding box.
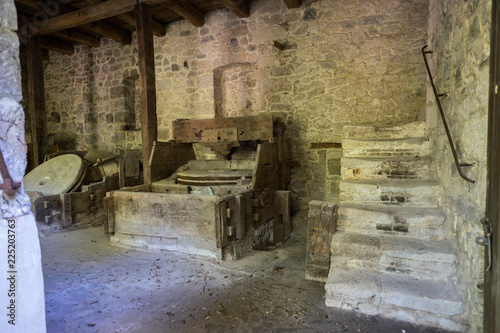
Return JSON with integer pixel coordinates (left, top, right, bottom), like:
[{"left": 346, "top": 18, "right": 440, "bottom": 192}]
[{"left": 324, "top": 122, "right": 465, "bottom": 331}]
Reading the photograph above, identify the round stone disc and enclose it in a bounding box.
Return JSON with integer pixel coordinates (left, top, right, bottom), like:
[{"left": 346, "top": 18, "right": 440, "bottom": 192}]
[{"left": 24, "top": 154, "right": 86, "bottom": 196}]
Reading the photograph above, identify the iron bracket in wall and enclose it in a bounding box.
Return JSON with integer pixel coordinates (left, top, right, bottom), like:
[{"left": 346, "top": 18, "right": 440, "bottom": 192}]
[
  {"left": 422, "top": 45, "right": 476, "bottom": 183},
  {"left": 0, "top": 148, "right": 21, "bottom": 196},
  {"left": 476, "top": 218, "right": 492, "bottom": 271}
]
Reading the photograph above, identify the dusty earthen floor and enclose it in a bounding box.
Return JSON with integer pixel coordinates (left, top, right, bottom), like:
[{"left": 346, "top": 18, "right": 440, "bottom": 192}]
[{"left": 41, "top": 210, "right": 452, "bottom": 333}]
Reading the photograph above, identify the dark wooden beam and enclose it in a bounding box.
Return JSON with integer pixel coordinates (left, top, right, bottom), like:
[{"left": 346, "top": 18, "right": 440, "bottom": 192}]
[
  {"left": 36, "top": 0, "right": 152, "bottom": 35},
  {"left": 26, "top": 35, "right": 47, "bottom": 167},
  {"left": 71, "top": 0, "right": 166, "bottom": 37},
  {"left": 16, "top": 0, "right": 132, "bottom": 44},
  {"left": 219, "top": 0, "right": 249, "bottom": 18},
  {"left": 55, "top": 29, "right": 101, "bottom": 47},
  {"left": 20, "top": 45, "right": 50, "bottom": 61},
  {"left": 135, "top": 3, "right": 158, "bottom": 184},
  {"left": 162, "top": 0, "right": 204, "bottom": 27},
  {"left": 283, "top": 0, "right": 301, "bottom": 9},
  {"left": 40, "top": 36, "right": 75, "bottom": 55},
  {"left": 19, "top": 15, "right": 100, "bottom": 47}
]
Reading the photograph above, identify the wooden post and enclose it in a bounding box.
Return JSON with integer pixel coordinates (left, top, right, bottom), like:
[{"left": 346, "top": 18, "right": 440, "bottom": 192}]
[
  {"left": 26, "top": 35, "right": 47, "bottom": 167},
  {"left": 135, "top": 3, "right": 157, "bottom": 184}
]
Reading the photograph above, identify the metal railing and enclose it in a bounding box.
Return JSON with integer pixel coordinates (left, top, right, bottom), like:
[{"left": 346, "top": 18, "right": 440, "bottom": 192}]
[{"left": 422, "top": 45, "right": 475, "bottom": 183}]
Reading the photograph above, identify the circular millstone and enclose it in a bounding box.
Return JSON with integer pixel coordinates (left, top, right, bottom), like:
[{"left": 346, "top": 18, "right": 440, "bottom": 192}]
[
  {"left": 24, "top": 154, "right": 86, "bottom": 196},
  {"left": 177, "top": 169, "right": 252, "bottom": 186}
]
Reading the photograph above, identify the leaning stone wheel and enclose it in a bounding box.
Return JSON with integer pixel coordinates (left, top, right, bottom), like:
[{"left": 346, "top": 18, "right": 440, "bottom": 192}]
[{"left": 24, "top": 154, "right": 87, "bottom": 196}]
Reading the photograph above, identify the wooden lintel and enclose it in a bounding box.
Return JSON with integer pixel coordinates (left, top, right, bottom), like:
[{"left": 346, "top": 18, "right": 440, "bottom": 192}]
[
  {"left": 36, "top": 0, "right": 152, "bottom": 36},
  {"left": 26, "top": 35, "right": 47, "bottom": 167},
  {"left": 16, "top": 0, "right": 132, "bottom": 45},
  {"left": 20, "top": 45, "right": 49, "bottom": 61},
  {"left": 162, "top": 0, "right": 204, "bottom": 27},
  {"left": 135, "top": 3, "right": 158, "bottom": 184},
  {"left": 219, "top": 0, "right": 250, "bottom": 18},
  {"left": 283, "top": 0, "right": 301, "bottom": 9}
]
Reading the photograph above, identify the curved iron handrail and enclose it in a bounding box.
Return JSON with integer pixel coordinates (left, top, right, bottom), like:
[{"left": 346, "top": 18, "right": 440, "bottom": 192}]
[{"left": 421, "top": 45, "right": 475, "bottom": 184}]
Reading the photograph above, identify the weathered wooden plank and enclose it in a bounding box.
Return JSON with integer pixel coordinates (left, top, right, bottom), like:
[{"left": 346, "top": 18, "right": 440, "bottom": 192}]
[
  {"left": 219, "top": 0, "right": 250, "bottom": 18},
  {"left": 283, "top": 0, "right": 301, "bottom": 9},
  {"left": 36, "top": 0, "right": 153, "bottom": 35},
  {"left": 272, "top": 190, "right": 291, "bottom": 244},
  {"left": 162, "top": 0, "right": 204, "bottom": 27},
  {"left": 26, "top": 35, "right": 47, "bottom": 167},
  {"left": 173, "top": 114, "right": 274, "bottom": 143},
  {"left": 305, "top": 200, "right": 337, "bottom": 282},
  {"left": 136, "top": 3, "right": 158, "bottom": 184}
]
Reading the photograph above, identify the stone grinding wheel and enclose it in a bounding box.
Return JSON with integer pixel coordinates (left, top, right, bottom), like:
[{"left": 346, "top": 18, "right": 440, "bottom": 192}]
[{"left": 24, "top": 154, "right": 87, "bottom": 196}]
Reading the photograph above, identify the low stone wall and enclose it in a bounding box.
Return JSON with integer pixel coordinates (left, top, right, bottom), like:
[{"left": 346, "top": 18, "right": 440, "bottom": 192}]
[
  {"left": 427, "top": 0, "right": 490, "bottom": 331},
  {"left": 32, "top": 0, "right": 429, "bottom": 206}
]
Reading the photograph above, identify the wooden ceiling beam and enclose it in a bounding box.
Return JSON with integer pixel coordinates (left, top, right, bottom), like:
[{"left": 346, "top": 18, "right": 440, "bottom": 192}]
[
  {"left": 16, "top": 0, "right": 132, "bottom": 44},
  {"left": 283, "top": 0, "right": 301, "bottom": 8},
  {"left": 39, "top": 36, "right": 75, "bottom": 55},
  {"left": 162, "top": 0, "right": 204, "bottom": 27},
  {"left": 36, "top": 0, "right": 153, "bottom": 35},
  {"left": 19, "top": 15, "right": 101, "bottom": 47},
  {"left": 20, "top": 45, "right": 50, "bottom": 61},
  {"left": 219, "top": 0, "right": 250, "bottom": 18},
  {"left": 72, "top": 0, "right": 166, "bottom": 37}
]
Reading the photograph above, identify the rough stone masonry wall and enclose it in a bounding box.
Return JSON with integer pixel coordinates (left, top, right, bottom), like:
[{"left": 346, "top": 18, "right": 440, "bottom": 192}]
[
  {"left": 0, "top": 0, "right": 46, "bottom": 331},
  {"left": 427, "top": 0, "right": 490, "bottom": 331},
  {"left": 39, "top": 0, "right": 428, "bottom": 206}
]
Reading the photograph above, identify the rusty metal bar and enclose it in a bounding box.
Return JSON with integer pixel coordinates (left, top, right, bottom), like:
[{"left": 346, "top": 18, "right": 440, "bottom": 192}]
[
  {"left": 422, "top": 45, "right": 476, "bottom": 183},
  {"left": 0, "top": 148, "right": 21, "bottom": 196}
]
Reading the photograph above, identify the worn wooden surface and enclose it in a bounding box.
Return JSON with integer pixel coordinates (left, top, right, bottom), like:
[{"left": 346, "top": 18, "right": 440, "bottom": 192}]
[
  {"left": 136, "top": 3, "right": 158, "bottom": 184},
  {"left": 172, "top": 114, "right": 274, "bottom": 143},
  {"left": 26, "top": 35, "right": 47, "bottom": 167},
  {"left": 112, "top": 191, "right": 220, "bottom": 240},
  {"left": 273, "top": 191, "right": 291, "bottom": 244},
  {"left": 149, "top": 141, "right": 195, "bottom": 183},
  {"left": 162, "top": 0, "right": 204, "bottom": 27},
  {"left": 305, "top": 200, "right": 337, "bottom": 282}
]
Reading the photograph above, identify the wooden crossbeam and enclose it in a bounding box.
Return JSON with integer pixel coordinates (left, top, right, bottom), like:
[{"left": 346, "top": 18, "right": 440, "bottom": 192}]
[
  {"left": 55, "top": 29, "right": 101, "bottom": 47},
  {"left": 219, "top": 0, "right": 250, "bottom": 18},
  {"left": 283, "top": 0, "right": 301, "bottom": 9},
  {"left": 16, "top": 0, "right": 132, "bottom": 44},
  {"left": 40, "top": 36, "right": 75, "bottom": 54},
  {"left": 162, "top": 0, "right": 204, "bottom": 27},
  {"left": 135, "top": 3, "right": 158, "bottom": 184},
  {"left": 72, "top": 0, "right": 166, "bottom": 37}
]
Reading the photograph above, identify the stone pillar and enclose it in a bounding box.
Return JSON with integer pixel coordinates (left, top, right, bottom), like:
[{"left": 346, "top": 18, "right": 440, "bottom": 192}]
[{"left": 0, "top": 1, "right": 46, "bottom": 332}]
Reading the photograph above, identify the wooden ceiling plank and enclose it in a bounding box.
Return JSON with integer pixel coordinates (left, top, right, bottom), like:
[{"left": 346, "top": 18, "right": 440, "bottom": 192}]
[
  {"left": 15, "top": 0, "right": 132, "bottom": 44},
  {"left": 219, "top": 0, "right": 249, "bottom": 18},
  {"left": 162, "top": 0, "right": 204, "bottom": 27},
  {"left": 283, "top": 0, "right": 301, "bottom": 9}
]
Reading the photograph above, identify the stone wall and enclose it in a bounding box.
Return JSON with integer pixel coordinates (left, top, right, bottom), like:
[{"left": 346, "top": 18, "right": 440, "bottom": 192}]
[
  {"left": 0, "top": 0, "right": 46, "bottom": 331},
  {"left": 427, "top": 0, "right": 490, "bottom": 331},
  {"left": 37, "top": 0, "right": 429, "bottom": 206}
]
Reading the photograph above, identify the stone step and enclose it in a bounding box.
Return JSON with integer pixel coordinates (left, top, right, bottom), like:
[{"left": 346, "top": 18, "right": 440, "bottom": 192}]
[
  {"left": 340, "top": 179, "right": 439, "bottom": 207},
  {"left": 330, "top": 231, "right": 456, "bottom": 281},
  {"left": 336, "top": 204, "right": 447, "bottom": 239},
  {"left": 341, "top": 156, "right": 433, "bottom": 180},
  {"left": 343, "top": 137, "right": 431, "bottom": 159},
  {"left": 325, "top": 266, "right": 465, "bottom": 331},
  {"left": 343, "top": 121, "right": 427, "bottom": 140}
]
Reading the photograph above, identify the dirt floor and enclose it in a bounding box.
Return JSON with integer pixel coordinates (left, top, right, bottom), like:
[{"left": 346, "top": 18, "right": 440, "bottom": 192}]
[{"left": 41, "top": 210, "right": 454, "bottom": 333}]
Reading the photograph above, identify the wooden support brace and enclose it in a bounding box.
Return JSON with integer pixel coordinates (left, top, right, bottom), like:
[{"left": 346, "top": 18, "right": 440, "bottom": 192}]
[{"left": 135, "top": 3, "right": 158, "bottom": 184}]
